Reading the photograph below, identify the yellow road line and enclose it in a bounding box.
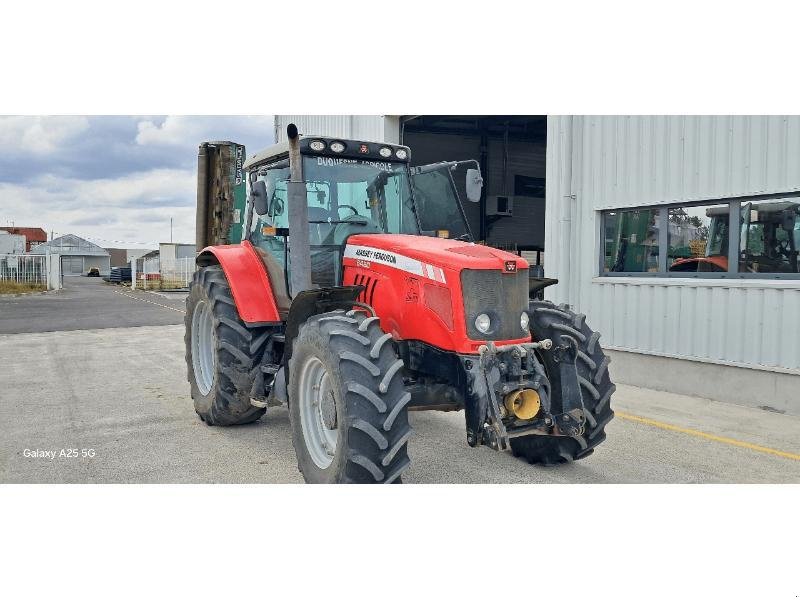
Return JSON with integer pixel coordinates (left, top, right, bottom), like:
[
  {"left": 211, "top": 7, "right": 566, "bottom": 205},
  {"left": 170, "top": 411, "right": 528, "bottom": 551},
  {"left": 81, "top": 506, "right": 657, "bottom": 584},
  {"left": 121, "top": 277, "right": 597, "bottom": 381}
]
[
  {"left": 615, "top": 411, "right": 800, "bottom": 462},
  {"left": 113, "top": 290, "right": 186, "bottom": 314}
]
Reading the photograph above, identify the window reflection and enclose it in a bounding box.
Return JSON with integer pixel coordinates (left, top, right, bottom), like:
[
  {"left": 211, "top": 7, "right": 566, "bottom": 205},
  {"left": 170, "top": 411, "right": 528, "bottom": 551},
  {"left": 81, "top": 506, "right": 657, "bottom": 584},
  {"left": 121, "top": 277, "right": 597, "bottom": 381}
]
[
  {"left": 739, "top": 200, "right": 800, "bottom": 273},
  {"left": 604, "top": 208, "right": 660, "bottom": 273},
  {"left": 668, "top": 204, "right": 729, "bottom": 273}
]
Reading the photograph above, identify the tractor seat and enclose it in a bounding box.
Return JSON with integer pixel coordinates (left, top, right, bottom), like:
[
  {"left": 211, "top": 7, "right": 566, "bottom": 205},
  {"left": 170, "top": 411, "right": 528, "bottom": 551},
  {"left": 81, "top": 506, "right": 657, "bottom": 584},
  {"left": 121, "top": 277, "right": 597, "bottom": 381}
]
[{"left": 253, "top": 247, "right": 291, "bottom": 320}]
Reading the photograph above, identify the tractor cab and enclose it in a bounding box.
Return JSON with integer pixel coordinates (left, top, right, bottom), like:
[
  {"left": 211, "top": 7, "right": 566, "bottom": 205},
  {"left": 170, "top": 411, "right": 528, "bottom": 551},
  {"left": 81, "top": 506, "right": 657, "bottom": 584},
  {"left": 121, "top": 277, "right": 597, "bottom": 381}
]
[
  {"left": 243, "top": 136, "right": 480, "bottom": 291},
  {"left": 738, "top": 201, "right": 799, "bottom": 273}
]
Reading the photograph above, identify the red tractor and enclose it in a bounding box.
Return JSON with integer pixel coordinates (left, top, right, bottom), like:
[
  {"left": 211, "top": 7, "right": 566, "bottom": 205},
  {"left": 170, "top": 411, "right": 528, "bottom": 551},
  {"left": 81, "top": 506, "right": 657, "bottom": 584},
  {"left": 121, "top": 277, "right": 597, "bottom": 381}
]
[{"left": 186, "top": 124, "right": 615, "bottom": 483}]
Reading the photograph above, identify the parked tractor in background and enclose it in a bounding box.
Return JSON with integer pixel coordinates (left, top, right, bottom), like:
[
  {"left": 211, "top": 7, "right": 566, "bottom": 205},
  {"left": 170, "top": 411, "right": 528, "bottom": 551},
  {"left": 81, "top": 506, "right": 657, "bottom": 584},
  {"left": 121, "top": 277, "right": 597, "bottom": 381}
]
[
  {"left": 670, "top": 201, "right": 800, "bottom": 273},
  {"left": 185, "top": 125, "right": 615, "bottom": 483}
]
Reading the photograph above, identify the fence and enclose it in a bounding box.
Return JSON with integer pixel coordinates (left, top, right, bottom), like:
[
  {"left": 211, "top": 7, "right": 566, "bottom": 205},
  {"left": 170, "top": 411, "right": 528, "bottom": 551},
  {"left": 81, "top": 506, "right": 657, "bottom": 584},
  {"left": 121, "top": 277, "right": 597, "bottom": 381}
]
[
  {"left": 0, "top": 254, "right": 50, "bottom": 289},
  {"left": 135, "top": 256, "right": 194, "bottom": 290}
]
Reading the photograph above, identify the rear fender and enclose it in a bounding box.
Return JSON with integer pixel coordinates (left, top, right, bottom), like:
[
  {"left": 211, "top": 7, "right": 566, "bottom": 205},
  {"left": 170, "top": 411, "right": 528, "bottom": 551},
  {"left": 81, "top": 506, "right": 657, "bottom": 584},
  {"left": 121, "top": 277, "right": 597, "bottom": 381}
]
[{"left": 196, "top": 240, "right": 281, "bottom": 324}]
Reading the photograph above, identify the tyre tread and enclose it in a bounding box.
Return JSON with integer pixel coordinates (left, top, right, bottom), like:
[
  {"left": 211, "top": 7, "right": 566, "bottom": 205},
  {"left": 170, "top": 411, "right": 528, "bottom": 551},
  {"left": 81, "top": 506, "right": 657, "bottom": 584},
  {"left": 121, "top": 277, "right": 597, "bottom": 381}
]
[
  {"left": 185, "top": 265, "right": 273, "bottom": 426},
  {"left": 289, "top": 310, "right": 412, "bottom": 484},
  {"left": 511, "top": 299, "right": 615, "bottom": 466}
]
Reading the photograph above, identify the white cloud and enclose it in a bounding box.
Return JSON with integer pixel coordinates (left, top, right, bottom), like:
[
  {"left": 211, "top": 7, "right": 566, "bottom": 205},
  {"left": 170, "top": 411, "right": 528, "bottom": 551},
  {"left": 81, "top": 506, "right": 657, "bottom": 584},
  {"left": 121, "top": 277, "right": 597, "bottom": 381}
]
[
  {"left": 136, "top": 115, "right": 274, "bottom": 147},
  {"left": 0, "top": 168, "right": 196, "bottom": 247},
  {"left": 0, "top": 116, "right": 89, "bottom": 155},
  {"left": 35, "top": 168, "right": 195, "bottom": 208},
  {"left": 0, "top": 115, "right": 277, "bottom": 247},
  {"left": 136, "top": 116, "right": 205, "bottom": 146}
]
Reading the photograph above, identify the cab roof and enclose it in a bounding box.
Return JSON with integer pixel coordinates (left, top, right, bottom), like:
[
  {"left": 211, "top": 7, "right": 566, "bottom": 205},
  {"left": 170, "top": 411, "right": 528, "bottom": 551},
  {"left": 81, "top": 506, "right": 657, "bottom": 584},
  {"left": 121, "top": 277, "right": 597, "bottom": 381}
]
[
  {"left": 242, "top": 140, "right": 290, "bottom": 170},
  {"left": 243, "top": 136, "right": 411, "bottom": 171}
]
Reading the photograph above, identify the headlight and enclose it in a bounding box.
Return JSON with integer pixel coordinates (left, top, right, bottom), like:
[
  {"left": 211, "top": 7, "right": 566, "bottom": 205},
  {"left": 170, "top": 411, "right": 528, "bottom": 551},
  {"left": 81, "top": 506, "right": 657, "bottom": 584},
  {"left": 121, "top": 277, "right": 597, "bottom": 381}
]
[
  {"left": 520, "top": 312, "right": 530, "bottom": 332},
  {"left": 379, "top": 147, "right": 392, "bottom": 158},
  {"left": 309, "top": 140, "right": 325, "bottom": 151},
  {"left": 395, "top": 148, "right": 408, "bottom": 160},
  {"left": 330, "top": 141, "right": 345, "bottom": 153},
  {"left": 475, "top": 313, "right": 491, "bottom": 334}
]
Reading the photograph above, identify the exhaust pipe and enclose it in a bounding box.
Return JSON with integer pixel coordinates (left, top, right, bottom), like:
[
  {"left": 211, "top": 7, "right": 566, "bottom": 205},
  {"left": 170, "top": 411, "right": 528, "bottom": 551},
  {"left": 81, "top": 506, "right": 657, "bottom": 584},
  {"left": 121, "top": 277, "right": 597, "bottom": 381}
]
[
  {"left": 286, "top": 124, "right": 313, "bottom": 296},
  {"left": 504, "top": 389, "right": 541, "bottom": 420},
  {"left": 196, "top": 143, "right": 210, "bottom": 249}
]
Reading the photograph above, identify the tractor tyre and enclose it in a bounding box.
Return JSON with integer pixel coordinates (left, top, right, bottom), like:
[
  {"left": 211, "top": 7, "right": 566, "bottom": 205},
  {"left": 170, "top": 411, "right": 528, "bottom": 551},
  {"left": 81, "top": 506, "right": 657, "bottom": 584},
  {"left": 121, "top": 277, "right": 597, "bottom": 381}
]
[
  {"left": 510, "top": 300, "right": 616, "bottom": 466},
  {"left": 185, "top": 265, "right": 270, "bottom": 426},
  {"left": 288, "top": 310, "right": 412, "bottom": 484}
]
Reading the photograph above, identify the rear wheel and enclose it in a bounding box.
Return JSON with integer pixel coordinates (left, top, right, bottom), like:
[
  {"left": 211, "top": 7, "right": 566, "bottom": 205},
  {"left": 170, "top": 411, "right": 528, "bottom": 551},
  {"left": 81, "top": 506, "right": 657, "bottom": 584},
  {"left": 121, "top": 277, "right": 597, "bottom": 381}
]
[
  {"left": 288, "top": 310, "right": 412, "bottom": 484},
  {"left": 510, "top": 300, "right": 616, "bottom": 465},
  {"left": 185, "top": 265, "right": 272, "bottom": 426}
]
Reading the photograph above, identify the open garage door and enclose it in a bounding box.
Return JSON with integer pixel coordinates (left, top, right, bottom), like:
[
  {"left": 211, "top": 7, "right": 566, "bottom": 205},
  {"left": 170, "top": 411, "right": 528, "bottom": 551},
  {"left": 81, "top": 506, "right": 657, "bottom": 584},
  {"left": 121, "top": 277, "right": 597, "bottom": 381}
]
[{"left": 401, "top": 116, "right": 546, "bottom": 268}]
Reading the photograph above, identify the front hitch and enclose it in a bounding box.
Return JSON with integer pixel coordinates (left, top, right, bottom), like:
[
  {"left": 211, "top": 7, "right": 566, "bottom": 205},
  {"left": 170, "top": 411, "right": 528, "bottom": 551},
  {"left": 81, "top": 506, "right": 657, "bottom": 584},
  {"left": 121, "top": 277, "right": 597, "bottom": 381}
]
[
  {"left": 461, "top": 338, "right": 588, "bottom": 452},
  {"left": 549, "top": 337, "right": 587, "bottom": 437}
]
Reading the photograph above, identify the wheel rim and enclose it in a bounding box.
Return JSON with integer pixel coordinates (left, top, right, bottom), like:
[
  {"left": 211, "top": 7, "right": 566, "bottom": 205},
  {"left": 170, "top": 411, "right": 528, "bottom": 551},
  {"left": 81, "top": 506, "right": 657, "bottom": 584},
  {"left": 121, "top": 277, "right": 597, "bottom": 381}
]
[
  {"left": 298, "top": 355, "right": 338, "bottom": 469},
  {"left": 191, "top": 300, "right": 216, "bottom": 395}
]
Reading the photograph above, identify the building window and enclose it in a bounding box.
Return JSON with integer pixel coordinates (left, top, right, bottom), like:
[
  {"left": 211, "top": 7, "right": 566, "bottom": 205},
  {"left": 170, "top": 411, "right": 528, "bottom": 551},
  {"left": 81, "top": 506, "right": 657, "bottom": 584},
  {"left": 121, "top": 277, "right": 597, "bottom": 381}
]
[
  {"left": 600, "top": 194, "right": 800, "bottom": 278},
  {"left": 667, "top": 203, "right": 729, "bottom": 273},
  {"left": 603, "top": 208, "right": 660, "bottom": 273},
  {"left": 740, "top": 200, "right": 800, "bottom": 274}
]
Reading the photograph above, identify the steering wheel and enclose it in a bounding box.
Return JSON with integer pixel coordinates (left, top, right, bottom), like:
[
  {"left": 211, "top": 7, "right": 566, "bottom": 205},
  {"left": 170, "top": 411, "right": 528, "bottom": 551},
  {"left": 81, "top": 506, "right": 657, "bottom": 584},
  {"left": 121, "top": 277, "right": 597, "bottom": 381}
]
[{"left": 337, "top": 204, "right": 361, "bottom": 217}]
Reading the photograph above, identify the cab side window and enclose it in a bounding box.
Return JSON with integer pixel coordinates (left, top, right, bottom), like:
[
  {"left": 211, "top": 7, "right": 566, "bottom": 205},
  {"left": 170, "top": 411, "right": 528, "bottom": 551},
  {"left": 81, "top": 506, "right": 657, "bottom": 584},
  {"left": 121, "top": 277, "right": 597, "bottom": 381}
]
[{"left": 249, "top": 165, "right": 290, "bottom": 266}]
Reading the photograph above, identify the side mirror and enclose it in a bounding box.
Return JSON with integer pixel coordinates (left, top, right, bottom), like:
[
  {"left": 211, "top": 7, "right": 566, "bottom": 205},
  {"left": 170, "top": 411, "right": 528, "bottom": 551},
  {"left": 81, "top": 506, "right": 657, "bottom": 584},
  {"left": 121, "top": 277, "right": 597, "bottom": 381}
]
[
  {"left": 466, "top": 168, "right": 483, "bottom": 203},
  {"left": 251, "top": 180, "right": 270, "bottom": 216}
]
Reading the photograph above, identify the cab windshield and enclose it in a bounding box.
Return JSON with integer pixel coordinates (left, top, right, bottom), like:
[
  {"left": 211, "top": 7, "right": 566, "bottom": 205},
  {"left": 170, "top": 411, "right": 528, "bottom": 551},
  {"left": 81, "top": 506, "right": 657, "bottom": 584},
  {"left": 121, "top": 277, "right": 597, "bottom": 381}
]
[
  {"left": 249, "top": 155, "right": 419, "bottom": 287},
  {"left": 300, "top": 156, "right": 419, "bottom": 236}
]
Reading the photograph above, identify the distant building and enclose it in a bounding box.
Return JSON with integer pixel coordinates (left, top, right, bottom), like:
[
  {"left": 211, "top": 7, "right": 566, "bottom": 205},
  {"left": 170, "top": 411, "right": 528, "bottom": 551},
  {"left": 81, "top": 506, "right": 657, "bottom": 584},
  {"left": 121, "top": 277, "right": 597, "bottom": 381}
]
[
  {"left": 105, "top": 247, "right": 154, "bottom": 267},
  {"left": 126, "top": 248, "right": 152, "bottom": 263},
  {"left": 139, "top": 249, "right": 160, "bottom": 260},
  {"left": 0, "top": 227, "right": 47, "bottom": 252},
  {"left": 0, "top": 231, "right": 26, "bottom": 254},
  {"left": 159, "top": 242, "right": 196, "bottom": 261},
  {"left": 29, "top": 234, "right": 111, "bottom": 276}
]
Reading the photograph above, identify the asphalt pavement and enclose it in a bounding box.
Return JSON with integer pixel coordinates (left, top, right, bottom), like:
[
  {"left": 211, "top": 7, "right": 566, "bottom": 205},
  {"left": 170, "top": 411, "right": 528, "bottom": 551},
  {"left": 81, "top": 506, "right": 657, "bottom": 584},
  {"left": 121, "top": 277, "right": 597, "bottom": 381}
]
[
  {"left": 1, "top": 321, "right": 799, "bottom": 483},
  {"left": 0, "top": 277, "right": 186, "bottom": 334}
]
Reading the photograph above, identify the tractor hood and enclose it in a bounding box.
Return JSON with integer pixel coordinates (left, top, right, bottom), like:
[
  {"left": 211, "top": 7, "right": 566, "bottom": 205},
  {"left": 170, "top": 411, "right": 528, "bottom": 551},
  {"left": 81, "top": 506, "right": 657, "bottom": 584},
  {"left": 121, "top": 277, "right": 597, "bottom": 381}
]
[{"left": 345, "top": 234, "right": 529, "bottom": 272}]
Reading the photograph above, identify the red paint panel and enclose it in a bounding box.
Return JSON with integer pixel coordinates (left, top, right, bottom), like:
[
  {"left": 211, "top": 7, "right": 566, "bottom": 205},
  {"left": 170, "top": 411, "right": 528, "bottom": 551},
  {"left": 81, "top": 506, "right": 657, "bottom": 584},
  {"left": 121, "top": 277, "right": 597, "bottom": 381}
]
[
  {"left": 200, "top": 241, "right": 281, "bottom": 323},
  {"left": 342, "top": 234, "right": 531, "bottom": 355},
  {"left": 347, "top": 233, "right": 528, "bottom": 272}
]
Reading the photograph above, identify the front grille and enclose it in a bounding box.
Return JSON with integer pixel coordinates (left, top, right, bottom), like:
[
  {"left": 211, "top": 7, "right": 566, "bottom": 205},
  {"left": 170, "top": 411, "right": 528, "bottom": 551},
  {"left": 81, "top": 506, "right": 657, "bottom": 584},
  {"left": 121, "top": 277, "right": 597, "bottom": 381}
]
[{"left": 461, "top": 268, "right": 529, "bottom": 341}]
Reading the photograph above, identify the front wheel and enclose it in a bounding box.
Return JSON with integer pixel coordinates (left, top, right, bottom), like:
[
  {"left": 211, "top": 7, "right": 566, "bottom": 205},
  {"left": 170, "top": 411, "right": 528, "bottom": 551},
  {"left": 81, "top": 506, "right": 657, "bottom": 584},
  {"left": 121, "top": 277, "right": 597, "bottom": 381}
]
[
  {"left": 288, "top": 310, "right": 412, "bottom": 483},
  {"left": 510, "top": 300, "right": 616, "bottom": 465}
]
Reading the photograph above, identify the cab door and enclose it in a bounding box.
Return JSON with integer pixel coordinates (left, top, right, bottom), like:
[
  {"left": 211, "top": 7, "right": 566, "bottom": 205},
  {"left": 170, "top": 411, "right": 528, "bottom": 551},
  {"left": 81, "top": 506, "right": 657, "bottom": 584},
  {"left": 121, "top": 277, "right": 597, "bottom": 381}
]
[{"left": 411, "top": 164, "right": 473, "bottom": 240}]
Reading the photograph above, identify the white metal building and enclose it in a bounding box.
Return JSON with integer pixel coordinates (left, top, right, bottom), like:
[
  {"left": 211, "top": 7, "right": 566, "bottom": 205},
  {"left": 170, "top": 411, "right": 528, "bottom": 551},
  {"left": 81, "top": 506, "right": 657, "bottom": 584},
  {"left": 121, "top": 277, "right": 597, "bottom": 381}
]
[
  {"left": 159, "top": 242, "right": 196, "bottom": 261},
  {"left": 0, "top": 231, "right": 26, "bottom": 254},
  {"left": 273, "top": 116, "right": 800, "bottom": 414},
  {"left": 29, "top": 233, "right": 111, "bottom": 276}
]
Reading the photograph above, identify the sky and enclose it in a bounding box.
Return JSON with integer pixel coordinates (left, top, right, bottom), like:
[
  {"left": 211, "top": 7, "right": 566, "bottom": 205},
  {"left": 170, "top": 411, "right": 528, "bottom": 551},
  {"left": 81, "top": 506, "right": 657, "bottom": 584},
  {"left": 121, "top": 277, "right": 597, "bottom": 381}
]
[{"left": 0, "top": 116, "right": 275, "bottom": 249}]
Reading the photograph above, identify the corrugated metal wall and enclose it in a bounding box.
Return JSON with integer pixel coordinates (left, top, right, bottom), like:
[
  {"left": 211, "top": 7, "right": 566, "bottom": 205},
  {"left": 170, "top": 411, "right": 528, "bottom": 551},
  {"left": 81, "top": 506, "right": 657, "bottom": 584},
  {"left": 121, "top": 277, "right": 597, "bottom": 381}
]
[
  {"left": 546, "top": 116, "right": 800, "bottom": 373},
  {"left": 275, "top": 116, "right": 399, "bottom": 144}
]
